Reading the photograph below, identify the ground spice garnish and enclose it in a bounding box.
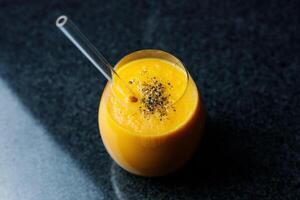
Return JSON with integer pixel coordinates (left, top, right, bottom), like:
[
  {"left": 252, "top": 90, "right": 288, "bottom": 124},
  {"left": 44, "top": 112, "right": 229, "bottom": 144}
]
[
  {"left": 129, "top": 95, "right": 138, "bottom": 102},
  {"left": 128, "top": 80, "right": 134, "bottom": 84},
  {"left": 139, "top": 77, "right": 174, "bottom": 120}
]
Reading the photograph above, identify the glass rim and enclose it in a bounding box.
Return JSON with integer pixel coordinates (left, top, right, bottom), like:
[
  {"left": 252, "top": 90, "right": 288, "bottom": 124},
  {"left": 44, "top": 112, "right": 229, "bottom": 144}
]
[{"left": 112, "top": 49, "right": 190, "bottom": 106}]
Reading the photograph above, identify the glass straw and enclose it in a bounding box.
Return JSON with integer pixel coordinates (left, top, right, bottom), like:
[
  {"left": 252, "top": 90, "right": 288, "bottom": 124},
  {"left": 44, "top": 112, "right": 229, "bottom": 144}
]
[{"left": 55, "top": 15, "right": 137, "bottom": 101}]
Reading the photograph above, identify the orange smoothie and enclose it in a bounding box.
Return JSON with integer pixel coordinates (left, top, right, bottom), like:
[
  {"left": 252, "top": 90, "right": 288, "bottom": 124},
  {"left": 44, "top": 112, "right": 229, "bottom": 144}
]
[{"left": 99, "top": 50, "right": 205, "bottom": 176}]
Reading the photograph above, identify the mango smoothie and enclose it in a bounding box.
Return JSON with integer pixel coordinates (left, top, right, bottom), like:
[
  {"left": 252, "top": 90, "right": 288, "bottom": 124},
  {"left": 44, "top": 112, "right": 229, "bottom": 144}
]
[{"left": 99, "top": 50, "right": 205, "bottom": 176}]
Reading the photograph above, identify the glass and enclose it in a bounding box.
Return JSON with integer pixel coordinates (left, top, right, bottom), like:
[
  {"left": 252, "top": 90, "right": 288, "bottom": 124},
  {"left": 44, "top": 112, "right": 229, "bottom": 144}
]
[{"left": 98, "top": 49, "right": 205, "bottom": 177}]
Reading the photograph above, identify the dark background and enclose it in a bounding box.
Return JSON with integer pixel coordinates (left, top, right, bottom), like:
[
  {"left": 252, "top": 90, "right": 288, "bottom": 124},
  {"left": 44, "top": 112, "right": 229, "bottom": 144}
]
[{"left": 0, "top": 0, "right": 299, "bottom": 199}]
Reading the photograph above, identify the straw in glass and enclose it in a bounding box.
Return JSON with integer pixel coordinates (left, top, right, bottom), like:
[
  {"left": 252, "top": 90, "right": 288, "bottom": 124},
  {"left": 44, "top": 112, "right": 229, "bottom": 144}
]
[{"left": 55, "top": 15, "right": 137, "bottom": 102}]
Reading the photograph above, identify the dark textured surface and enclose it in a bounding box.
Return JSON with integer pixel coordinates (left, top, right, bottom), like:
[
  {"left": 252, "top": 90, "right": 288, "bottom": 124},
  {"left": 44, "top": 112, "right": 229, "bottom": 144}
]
[{"left": 0, "top": 0, "right": 299, "bottom": 199}]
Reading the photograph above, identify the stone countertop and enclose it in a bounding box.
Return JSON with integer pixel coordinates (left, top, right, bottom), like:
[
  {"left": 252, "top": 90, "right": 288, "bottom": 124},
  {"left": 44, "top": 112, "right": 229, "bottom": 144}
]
[{"left": 0, "top": 0, "right": 299, "bottom": 199}]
